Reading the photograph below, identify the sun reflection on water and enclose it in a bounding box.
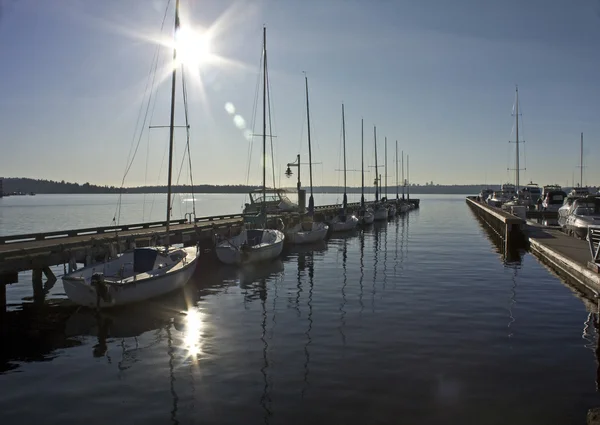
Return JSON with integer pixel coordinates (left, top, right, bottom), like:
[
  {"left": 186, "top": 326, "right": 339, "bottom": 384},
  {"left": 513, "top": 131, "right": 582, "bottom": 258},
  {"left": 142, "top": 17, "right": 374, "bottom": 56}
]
[{"left": 181, "top": 309, "right": 205, "bottom": 360}]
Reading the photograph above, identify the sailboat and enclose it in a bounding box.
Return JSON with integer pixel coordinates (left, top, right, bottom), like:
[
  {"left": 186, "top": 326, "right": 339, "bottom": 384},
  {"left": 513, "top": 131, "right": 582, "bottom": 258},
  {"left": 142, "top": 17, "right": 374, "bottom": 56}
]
[
  {"left": 329, "top": 104, "right": 359, "bottom": 232},
  {"left": 215, "top": 27, "right": 285, "bottom": 265},
  {"left": 558, "top": 132, "right": 592, "bottom": 225},
  {"left": 357, "top": 118, "right": 375, "bottom": 225},
  {"left": 61, "top": 0, "right": 200, "bottom": 308},
  {"left": 284, "top": 75, "right": 329, "bottom": 244},
  {"left": 396, "top": 142, "right": 409, "bottom": 213},
  {"left": 384, "top": 137, "right": 396, "bottom": 217},
  {"left": 372, "top": 126, "right": 388, "bottom": 221}
]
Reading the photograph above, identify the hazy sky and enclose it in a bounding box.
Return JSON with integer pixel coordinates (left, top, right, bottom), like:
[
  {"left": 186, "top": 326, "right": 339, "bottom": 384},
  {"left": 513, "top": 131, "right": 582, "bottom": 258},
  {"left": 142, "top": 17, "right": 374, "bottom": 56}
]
[{"left": 1, "top": 0, "right": 600, "bottom": 188}]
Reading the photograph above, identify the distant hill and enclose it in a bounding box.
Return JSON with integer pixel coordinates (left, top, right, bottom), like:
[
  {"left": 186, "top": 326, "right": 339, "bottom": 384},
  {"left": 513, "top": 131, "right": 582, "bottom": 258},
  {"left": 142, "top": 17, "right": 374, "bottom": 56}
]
[
  {"left": 0, "top": 178, "right": 503, "bottom": 195},
  {"left": 0, "top": 178, "right": 260, "bottom": 194}
]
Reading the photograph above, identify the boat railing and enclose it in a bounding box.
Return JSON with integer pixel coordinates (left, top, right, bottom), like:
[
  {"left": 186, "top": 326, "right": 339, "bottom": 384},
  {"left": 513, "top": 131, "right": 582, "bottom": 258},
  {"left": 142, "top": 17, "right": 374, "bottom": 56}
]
[
  {"left": 185, "top": 212, "right": 196, "bottom": 224},
  {"left": 0, "top": 213, "right": 254, "bottom": 244},
  {"left": 588, "top": 225, "right": 600, "bottom": 264}
]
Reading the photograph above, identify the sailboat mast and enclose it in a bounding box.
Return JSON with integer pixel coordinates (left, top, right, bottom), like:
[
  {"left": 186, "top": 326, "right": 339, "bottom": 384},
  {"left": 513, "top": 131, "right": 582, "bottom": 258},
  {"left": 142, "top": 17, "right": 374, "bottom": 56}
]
[
  {"left": 165, "top": 0, "right": 180, "bottom": 248},
  {"left": 580, "top": 132, "right": 583, "bottom": 188},
  {"left": 401, "top": 150, "right": 405, "bottom": 200},
  {"left": 305, "top": 75, "right": 314, "bottom": 215},
  {"left": 515, "top": 86, "right": 520, "bottom": 193},
  {"left": 395, "top": 140, "right": 398, "bottom": 199},
  {"left": 342, "top": 103, "right": 347, "bottom": 210},
  {"left": 262, "top": 27, "right": 267, "bottom": 214},
  {"left": 374, "top": 126, "right": 379, "bottom": 202},
  {"left": 385, "top": 137, "right": 388, "bottom": 199},
  {"left": 407, "top": 154, "right": 410, "bottom": 200},
  {"left": 361, "top": 118, "right": 364, "bottom": 207}
]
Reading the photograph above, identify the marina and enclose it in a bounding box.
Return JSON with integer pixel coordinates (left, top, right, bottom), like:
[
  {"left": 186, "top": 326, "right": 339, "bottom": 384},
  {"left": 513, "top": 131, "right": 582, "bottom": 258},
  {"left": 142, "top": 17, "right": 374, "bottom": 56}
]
[{"left": 3, "top": 0, "right": 600, "bottom": 422}]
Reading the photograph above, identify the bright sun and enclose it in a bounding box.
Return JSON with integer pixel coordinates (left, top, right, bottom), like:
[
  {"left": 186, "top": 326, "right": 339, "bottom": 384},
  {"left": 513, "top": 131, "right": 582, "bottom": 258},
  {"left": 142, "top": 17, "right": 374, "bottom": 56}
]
[{"left": 174, "top": 27, "right": 212, "bottom": 70}]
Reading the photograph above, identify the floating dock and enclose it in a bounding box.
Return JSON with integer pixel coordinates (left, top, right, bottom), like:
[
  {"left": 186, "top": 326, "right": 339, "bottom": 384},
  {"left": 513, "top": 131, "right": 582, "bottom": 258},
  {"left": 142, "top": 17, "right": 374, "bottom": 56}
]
[
  {"left": 528, "top": 225, "right": 600, "bottom": 298},
  {"left": 466, "top": 196, "right": 600, "bottom": 299}
]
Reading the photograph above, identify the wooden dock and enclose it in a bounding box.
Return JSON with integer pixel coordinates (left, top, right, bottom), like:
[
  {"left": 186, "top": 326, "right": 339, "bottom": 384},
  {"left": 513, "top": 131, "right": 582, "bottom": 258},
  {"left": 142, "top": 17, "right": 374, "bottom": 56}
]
[
  {"left": 0, "top": 199, "right": 420, "bottom": 283},
  {"left": 0, "top": 215, "right": 246, "bottom": 282},
  {"left": 0, "top": 197, "right": 420, "bottom": 315}
]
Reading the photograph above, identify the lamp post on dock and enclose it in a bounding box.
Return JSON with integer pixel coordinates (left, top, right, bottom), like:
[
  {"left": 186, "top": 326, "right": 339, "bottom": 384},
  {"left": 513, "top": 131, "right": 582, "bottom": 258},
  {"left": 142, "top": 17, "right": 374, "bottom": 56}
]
[
  {"left": 286, "top": 154, "right": 304, "bottom": 212},
  {"left": 286, "top": 154, "right": 301, "bottom": 191},
  {"left": 286, "top": 155, "right": 322, "bottom": 214}
]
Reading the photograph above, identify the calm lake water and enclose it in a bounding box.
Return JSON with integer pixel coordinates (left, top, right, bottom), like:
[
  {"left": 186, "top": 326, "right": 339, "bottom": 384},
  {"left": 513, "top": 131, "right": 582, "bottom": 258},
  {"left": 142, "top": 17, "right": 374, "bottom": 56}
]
[{"left": 1, "top": 193, "right": 599, "bottom": 424}]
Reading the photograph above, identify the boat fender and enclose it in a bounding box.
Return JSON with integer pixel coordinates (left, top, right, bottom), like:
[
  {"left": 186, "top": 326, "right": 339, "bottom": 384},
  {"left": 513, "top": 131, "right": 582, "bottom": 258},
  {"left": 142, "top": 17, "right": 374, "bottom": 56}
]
[
  {"left": 276, "top": 218, "right": 285, "bottom": 231},
  {"left": 91, "top": 273, "right": 113, "bottom": 306},
  {"left": 240, "top": 242, "right": 251, "bottom": 262}
]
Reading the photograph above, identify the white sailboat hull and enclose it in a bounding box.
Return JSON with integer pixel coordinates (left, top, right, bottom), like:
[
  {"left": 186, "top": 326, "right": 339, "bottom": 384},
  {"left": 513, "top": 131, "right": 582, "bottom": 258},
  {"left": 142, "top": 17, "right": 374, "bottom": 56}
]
[
  {"left": 360, "top": 209, "right": 375, "bottom": 224},
  {"left": 216, "top": 229, "right": 284, "bottom": 265},
  {"left": 285, "top": 221, "right": 329, "bottom": 244},
  {"left": 374, "top": 206, "right": 388, "bottom": 221},
  {"left": 62, "top": 246, "right": 199, "bottom": 308},
  {"left": 330, "top": 215, "right": 359, "bottom": 232}
]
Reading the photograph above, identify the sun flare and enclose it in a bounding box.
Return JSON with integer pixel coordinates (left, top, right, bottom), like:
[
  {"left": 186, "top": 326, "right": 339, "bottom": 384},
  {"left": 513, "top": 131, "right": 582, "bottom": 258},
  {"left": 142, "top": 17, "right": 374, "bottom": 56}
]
[{"left": 174, "top": 26, "right": 213, "bottom": 70}]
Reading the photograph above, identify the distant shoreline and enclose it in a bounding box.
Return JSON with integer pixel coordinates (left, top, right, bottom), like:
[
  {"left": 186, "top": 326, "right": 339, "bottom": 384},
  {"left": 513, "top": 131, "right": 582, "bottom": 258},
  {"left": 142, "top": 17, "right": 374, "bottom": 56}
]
[{"left": 1, "top": 177, "right": 572, "bottom": 196}]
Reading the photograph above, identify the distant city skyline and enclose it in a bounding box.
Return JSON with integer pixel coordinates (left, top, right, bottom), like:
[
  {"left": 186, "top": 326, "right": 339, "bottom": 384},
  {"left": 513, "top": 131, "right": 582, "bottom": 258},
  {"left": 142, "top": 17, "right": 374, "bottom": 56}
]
[{"left": 1, "top": 0, "right": 599, "bottom": 188}]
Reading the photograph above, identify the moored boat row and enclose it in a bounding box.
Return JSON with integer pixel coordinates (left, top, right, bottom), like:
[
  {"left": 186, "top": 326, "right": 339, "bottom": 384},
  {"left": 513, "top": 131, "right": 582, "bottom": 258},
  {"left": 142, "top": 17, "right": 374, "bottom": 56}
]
[{"left": 59, "top": 19, "right": 419, "bottom": 309}]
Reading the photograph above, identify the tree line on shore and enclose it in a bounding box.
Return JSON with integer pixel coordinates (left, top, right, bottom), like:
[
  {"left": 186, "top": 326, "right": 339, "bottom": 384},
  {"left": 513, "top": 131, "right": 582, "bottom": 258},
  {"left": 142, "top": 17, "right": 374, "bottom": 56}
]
[{"left": 1, "top": 177, "right": 501, "bottom": 195}]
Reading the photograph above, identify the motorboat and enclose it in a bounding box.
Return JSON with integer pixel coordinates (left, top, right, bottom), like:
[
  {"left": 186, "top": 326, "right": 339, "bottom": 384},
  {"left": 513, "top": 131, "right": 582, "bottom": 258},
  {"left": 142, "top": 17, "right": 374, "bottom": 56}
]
[
  {"left": 541, "top": 184, "right": 562, "bottom": 200},
  {"left": 486, "top": 191, "right": 512, "bottom": 207},
  {"left": 541, "top": 190, "right": 567, "bottom": 212},
  {"left": 558, "top": 187, "right": 592, "bottom": 223},
  {"left": 501, "top": 183, "right": 517, "bottom": 199},
  {"left": 558, "top": 198, "right": 575, "bottom": 225},
  {"left": 564, "top": 196, "right": 600, "bottom": 239},
  {"left": 479, "top": 188, "right": 493, "bottom": 203},
  {"left": 519, "top": 181, "right": 542, "bottom": 207},
  {"left": 568, "top": 186, "right": 591, "bottom": 198}
]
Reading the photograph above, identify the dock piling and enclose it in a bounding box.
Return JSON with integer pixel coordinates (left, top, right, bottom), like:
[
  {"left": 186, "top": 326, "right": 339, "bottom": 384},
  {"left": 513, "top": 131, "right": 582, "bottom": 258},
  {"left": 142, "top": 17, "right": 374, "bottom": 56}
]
[
  {"left": 0, "top": 283, "right": 5, "bottom": 319},
  {"left": 0, "top": 272, "right": 18, "bottom": 285}
]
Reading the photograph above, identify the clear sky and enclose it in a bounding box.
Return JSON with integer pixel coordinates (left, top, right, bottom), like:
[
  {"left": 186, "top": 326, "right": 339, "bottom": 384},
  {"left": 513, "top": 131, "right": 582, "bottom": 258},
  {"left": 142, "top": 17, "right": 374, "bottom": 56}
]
[{"left": 1, "top": 0, "right": 600, "bottom": 188}]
